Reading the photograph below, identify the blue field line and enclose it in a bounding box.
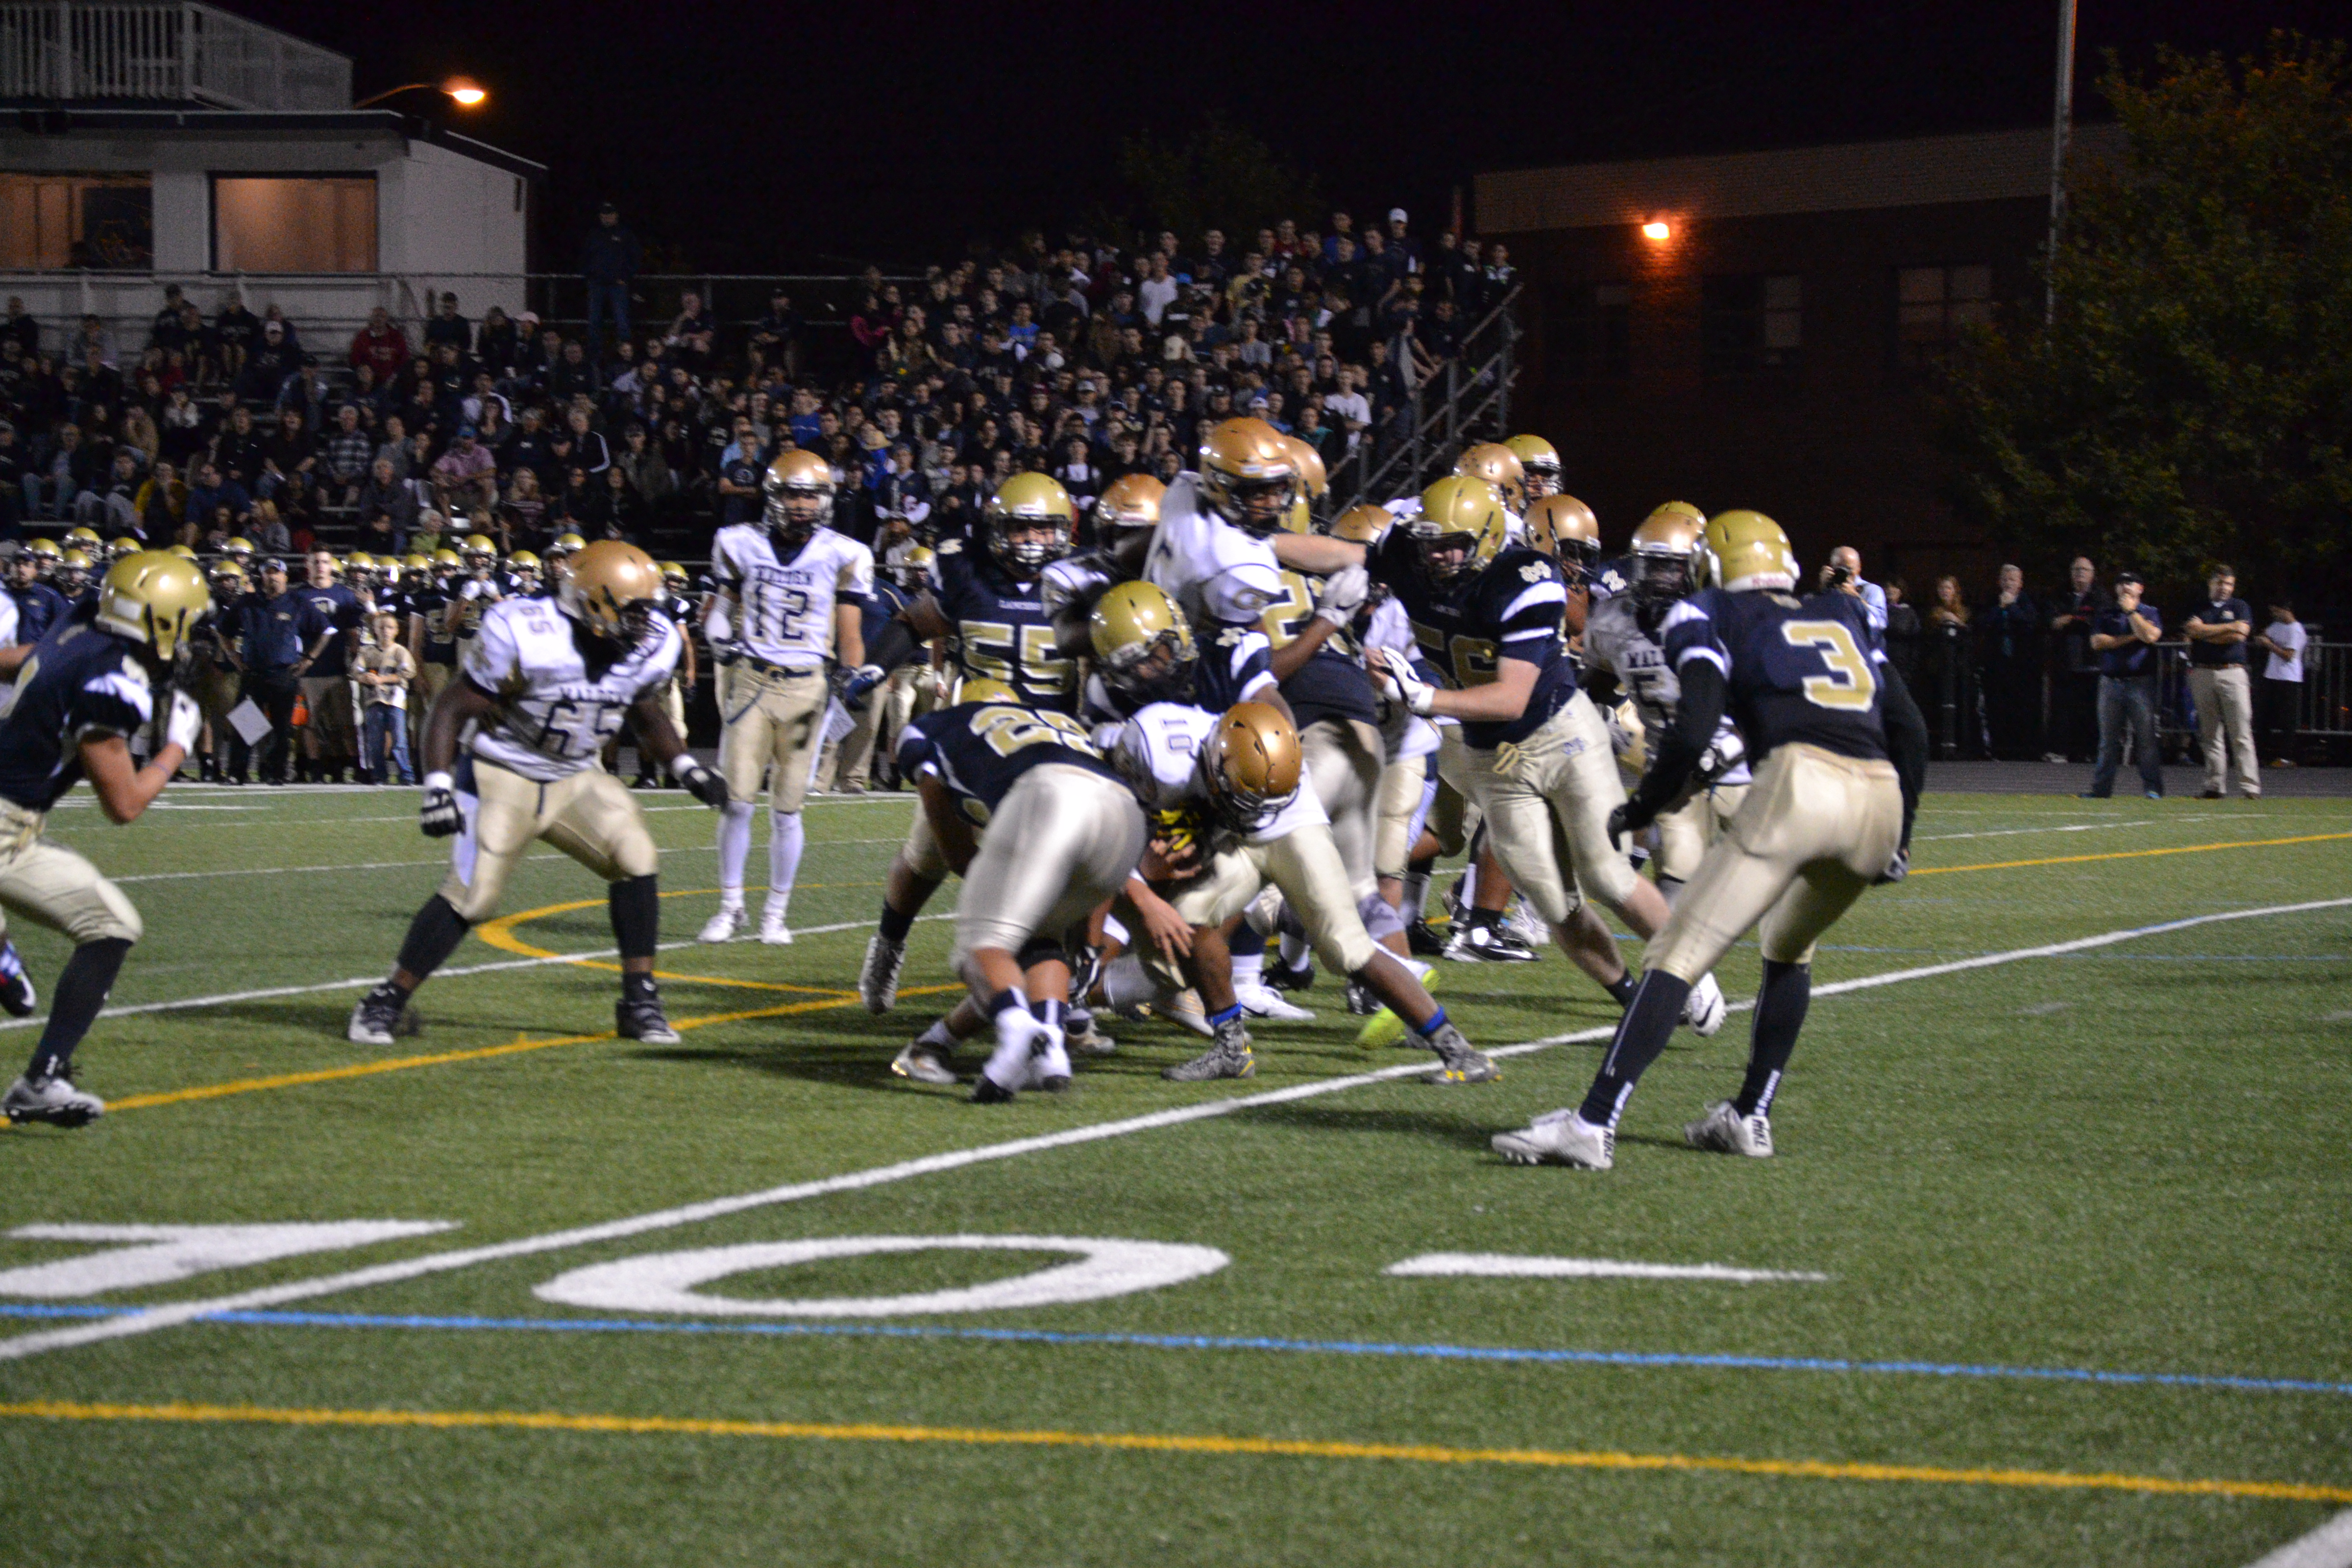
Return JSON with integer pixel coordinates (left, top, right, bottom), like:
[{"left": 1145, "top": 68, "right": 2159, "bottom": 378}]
[{"left": 3, "top": 1301, "right": 2345, "bottom": 1399}]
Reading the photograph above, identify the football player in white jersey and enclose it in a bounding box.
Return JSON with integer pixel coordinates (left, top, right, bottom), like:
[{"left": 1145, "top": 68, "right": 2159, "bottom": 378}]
[
  {"left": 700, "top": 449, "right": 876, "bottom": 945},
  {"left": 347, "top": 542, "right": 728, "bottom": 1050}
]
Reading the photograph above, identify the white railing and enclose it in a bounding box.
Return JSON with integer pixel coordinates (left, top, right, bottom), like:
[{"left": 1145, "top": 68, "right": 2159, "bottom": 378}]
[{"left": 0, "top": 3, "right": 349, "bottom": 109}]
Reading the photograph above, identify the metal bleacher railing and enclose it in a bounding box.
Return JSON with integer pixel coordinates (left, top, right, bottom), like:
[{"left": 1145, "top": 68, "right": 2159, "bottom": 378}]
[
  {"left": 0, "top": 2, "right": 349, "bottom": 109},
  {"left": 1329, "top": 286, "right": 1521, "bottom": 512}
]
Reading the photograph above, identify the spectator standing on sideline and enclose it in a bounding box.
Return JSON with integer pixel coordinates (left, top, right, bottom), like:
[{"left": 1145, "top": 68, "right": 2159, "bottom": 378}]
[
  {"left": 2182, "top": 566, "right": 2259, "bottom": 799},
  {"left": 2251, "top": 600, "right": 2307, "bottom": 768},
  {"left": 292, "top": 549, "right": 362, "bottom": 783},
  {"left": 1880, "top": 579, "right": 1922, "bottom": 689},
  {"left": 1976, "top": 564, "right": 2042, "bottom": 759},
  {"left": 353, "top": 611, "right": 416, "bottom": 785},
  {"left": 229, "top": 557, "right": 305, "bottom": 785},
  {"left": 1823, "top": 545, "right": 1888, "bottom": 631},
  {"left": 2083, "top": 570, "right": 2164, "bottom": 800},
  {"left": 1921, "top": 574, "right": 1977, "bottom": 757},
  {"left": 2048, "top": 556, "right": 2103, "bottom": 763},
  {"left": 581, "top": 201, "right": 642, "bottom": 353}
]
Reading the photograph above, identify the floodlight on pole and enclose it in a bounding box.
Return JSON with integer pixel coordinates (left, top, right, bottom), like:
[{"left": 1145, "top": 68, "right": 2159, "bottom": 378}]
[{"left": 354, "top": 78, "right": 489, "bottom": 110}]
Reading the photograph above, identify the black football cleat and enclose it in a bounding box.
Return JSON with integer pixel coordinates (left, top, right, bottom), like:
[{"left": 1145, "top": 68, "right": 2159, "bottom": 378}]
[{"left": 617, "top": 994, "right": 681, "bottom": 1045}]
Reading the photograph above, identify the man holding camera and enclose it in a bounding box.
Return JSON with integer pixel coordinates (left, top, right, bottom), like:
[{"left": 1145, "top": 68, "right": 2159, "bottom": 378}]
[
  {"left": 2082, "top": 571, "right": 2165, "bottom": 800},
  {"left": 1821, "top": 545, "right": 1887, "bottom": 632},
  {"left": 2182, "top": 566, "right": 2259, "bottom": 799}
]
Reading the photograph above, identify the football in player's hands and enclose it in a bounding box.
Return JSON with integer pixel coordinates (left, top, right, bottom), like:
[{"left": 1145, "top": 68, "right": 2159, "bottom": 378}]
[
  {"left": 419, "top": 778, "right": 463, "bottom": 838},
  {"left": 163, "top": 690, "right": 203, "bottom": 755},
  {"left": 677, "top": 758, "right": 730, "bottom": 810},
  {"left": 1314, "top": 565, "right": 1369, "bottom": 625}
]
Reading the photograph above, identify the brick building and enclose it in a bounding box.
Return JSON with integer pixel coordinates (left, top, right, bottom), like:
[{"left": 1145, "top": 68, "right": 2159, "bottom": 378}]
[{"left": 1477, "top": 124, "right": 2125, "bottom": 594}]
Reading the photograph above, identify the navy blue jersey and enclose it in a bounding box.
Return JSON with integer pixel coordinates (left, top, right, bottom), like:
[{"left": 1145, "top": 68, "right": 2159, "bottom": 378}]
[
  {"left": 1370, "top": 530, "right": 1577, "bottom": 749},
  {"left": 929, "top": 535, "right": 1076, "bottom": 712},
  {"left": 1084, "top": 620, "right": 1277, "bottom": 728},
  {"left": 896, "top": 698, "right": 1119, "bottom": 827},
  {"left": 1587, "top": 555, "right": 1632, "bottom": 602},
  {"left": 294, "top": 581, "right": 363, "bottom": 676},
  {"left": 862, "top": 576, "right": 912, "bottom": 653},
  {"left": 1250, "top": 567, "right": 1377, "bottom": 729},
  {"left": 0, "top": 611, "right": 158, "bottom": 811},
  {"left": 9, "top": 581, "right": 70, "bottom": 645},
  {"left": 1660, "top": 587, "right": 1888, "bottom": 764}
]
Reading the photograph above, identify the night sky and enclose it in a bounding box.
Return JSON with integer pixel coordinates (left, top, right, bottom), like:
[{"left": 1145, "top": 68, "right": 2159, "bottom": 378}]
[{"left": 233, "top": 0, "right": 2337, "bottom": 272}]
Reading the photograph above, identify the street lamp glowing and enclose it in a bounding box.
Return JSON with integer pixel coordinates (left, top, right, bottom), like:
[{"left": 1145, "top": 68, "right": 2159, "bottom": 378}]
[
  {"left": 1641, "top": 220, "right": 1672, "bottom": 241},
  {"left": 353, "top": 78, "right": 489, "bottom": 110},
  {"left": 444, "top": 79, "right": 487, "bottom": 107}
]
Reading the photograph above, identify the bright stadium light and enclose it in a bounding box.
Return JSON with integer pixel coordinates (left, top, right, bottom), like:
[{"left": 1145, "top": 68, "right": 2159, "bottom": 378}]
[{"left": 1642, "top": 220, "right": 1672, "bottom": 241}]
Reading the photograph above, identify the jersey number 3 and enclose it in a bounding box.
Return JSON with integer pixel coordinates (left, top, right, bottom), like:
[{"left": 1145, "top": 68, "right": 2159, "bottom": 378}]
[{"left": 1781, "top": 620, "right": 1877, "bottom": 710}]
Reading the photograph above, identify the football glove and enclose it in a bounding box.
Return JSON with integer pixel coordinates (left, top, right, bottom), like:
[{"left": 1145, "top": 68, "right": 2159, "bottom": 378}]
[
  {"left": 838, "top": 663, "right": 885, "bottom": 712},
  {"left": 1607, "top": 799, "right": 1658, "bottom": 850},
  {"left": 708, "top": 638, "right": 743, "bottom": 667},
  {"left": 419, "top": 772, "right": 463, "bottom": 838},
  {"left": 1375, "top": 655, "right": 1435, "bottom": 717},
  {"left": 163, "top": 690, "right": 203, "bottom": 756},
  {"left": 674, "top": 756, "right": 730, "bottom": 809},
  {"left": 1875, "top": 844, "right": 1910, "bottom": 885},
  {"left": 1313, "top": 565, "right": 1369, "bottom": 628}
]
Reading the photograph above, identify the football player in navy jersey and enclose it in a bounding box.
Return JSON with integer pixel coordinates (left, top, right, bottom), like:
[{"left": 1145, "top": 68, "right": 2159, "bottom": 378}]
[
  {"left": 890, "top": 682, "right": 1146, "bottom": 1101},
  {"left": 0, "top": 554, "right": 209, "bottom": 1127},
  {"left": 859, "top": 475, "right": 1080, "bottom": 1015},
  {"left": 1341, "top": 477, "right": 1724, "bottom": 1032},
  {"left": 1492, "top": 510, "right": 1927, "bottom": 1171},
  {"left": 7, "top": 548, "right": 71, "bottom": 646}
]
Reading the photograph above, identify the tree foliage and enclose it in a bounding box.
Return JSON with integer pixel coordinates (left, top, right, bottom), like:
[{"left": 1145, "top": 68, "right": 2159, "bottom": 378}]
[
  {"left": 1941, "top": 35, "right": 2352, "bottom": 587},
  {"left": 1113, "top": 115, "right": 1324, "bottom": 249}
]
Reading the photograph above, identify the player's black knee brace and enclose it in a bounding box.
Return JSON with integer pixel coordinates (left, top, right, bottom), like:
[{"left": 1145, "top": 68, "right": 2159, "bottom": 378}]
[
  {"left": 396, "top": 895, "right": 472, "bottom": 982},
  {"left": 1015, "top": 936, "right": 1066, "bottom": 973},
  {"left": 609, "top": 874, "right": 660, "bottom": 962}
]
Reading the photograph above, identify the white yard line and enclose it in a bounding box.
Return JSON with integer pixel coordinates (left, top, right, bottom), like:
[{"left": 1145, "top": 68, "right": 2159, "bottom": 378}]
[
  {"left": 2246, "top": 1510, "right": 2352, "bottom": 1568},
  {"left": 1384, "top": 1254, "right": 1828, "bottom": 1284},
  {"left": 2, "top": 897, "right": 2343, "bottom": 1364},
  {"left": 105, "top": 839, "right": 906, "bottom": 885}
]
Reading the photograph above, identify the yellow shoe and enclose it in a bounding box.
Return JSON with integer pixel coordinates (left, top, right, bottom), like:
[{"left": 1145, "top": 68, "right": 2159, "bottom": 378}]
[{"left": 1357, "top": 964, "right": 1441, "bottom": 1050}]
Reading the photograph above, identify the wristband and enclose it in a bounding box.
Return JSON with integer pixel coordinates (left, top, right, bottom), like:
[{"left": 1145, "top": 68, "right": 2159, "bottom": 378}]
[
  {"left": 424, "top": 770, "right": 454, "bottom": 794},
  {"left": 668, "top": 752, "right": 708, "bottom": 780}
]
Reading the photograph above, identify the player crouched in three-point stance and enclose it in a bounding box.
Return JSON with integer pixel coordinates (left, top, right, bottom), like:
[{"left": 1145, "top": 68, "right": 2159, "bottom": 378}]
[
  {"left": 2, "top": 554, "right": 210, "bottom": 1126},
  {"left": 892, "top": 681, "right": 1146, "bottom": 1102},
  {"left": 348, "top": 542, "right": 728, "bottom": 1050},
  {"left": 701, "top": 450, "right": 876, "bottom": 946},
  {"left": 1491, "top": 511, "right": 1926, "bottom": 1170}
]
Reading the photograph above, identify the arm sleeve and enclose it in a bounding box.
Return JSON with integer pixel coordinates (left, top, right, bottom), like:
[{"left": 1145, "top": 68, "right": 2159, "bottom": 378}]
[{"left": 1876, "top": 658, "right": 1928, "bottom": 849}]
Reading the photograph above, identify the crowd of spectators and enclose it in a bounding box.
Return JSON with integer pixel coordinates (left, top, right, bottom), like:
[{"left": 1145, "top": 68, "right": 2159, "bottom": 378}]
[{"left": 0, "top": 202, "right": 1518, "bottom": 567}]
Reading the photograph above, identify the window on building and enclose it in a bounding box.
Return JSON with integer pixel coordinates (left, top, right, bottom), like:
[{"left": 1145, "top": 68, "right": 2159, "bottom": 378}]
[
  {"left": 211, "top": 176, "right": 377, "bottom": 273},
  {"left": 1895, "top": 264, "right": 1995, "bottom": 373},
  {"left": 1702, "top": 273, "right": 1802, "bottom": 378},
  {"left": 1547, "top": 282, "right": 1632, "bottom": 381},
  {"left": 0, "top": 174, "right": 153, "bottom": 271}
]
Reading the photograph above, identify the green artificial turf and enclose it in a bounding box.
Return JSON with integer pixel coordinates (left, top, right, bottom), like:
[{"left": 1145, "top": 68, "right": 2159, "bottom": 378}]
[{"left": 0, "top": 784, "right": 2346, "bottom": 1566}]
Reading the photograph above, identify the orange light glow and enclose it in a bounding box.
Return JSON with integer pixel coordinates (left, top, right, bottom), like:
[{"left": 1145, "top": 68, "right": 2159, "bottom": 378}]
[
  {"left": 1641, "top": 220, "right": 1671, "bottom": 241},
  {"left": 444, "top": 79, "right": 487, "bottom": 107}
]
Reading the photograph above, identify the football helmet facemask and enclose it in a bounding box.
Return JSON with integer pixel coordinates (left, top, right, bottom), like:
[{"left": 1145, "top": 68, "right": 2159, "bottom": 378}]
[{"left": 1089, "top": 581, "right": 1197, "bottom": 706}]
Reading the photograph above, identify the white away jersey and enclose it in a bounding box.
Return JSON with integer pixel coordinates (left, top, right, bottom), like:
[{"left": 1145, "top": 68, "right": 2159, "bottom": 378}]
[
  {"left": 1584, "top": 593, "right": 1750, "bottom": 785},
  {"left": 1113, "top": 700, "right": 1325, "bottom": 848},
  {"left": 462, "top": 598, "right": 682, "bottom": 783},
  {"left": 1144, "top": 473, "right": 1287, "bottom": 631},
  {"left": 1361, "top": 596, "right": 1440, "bottom": 761},
  {"left": 710, "top": 523, "right": 874, "bottom": 670}
]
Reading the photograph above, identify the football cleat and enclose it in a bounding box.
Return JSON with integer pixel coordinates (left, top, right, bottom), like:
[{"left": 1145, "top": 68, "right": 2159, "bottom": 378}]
[
  {"left": 1491, "top": 1108, "right": 1613, "bottom": 1169},
  {"left": 1035, "top": 1031, "right": 1073, "bottom": 1094},
  {"left": 1344, "top": 981, "right": 1380, "bottom": 1016},
  {"left": 1355, "top": 965, "right": 1442, "bottom": 1051},
  {"left": 890, "top": 1040, "right": 960, "bottom": 1086},
  {"left": 1444, "top": 921, "right": 1538, "bottom": 963},
  {"left": 1423, "top": 1022, "right": 1500, "bottom": 1084},
  {"left": 1406, "top": 918, "right": 1446, "bottom": 957},
  {"left": 1238, "top": 984, "right": 1314, "bottom": 1022},
  {"left": 860, "top": 933, "right": 906, "bottom": 1014},
  {"left": 1162, "top": 1018, "right": 1256, "bottom": 1082},
  {"left": 0, "top": 941, "right": 35, "bottom": 1017},
  {"left": 1506, "top": 897, "right": 1547, "bottom": 948},
  {"left": 4, "top": 1071, "right": 104, "bottom": 1128},
  {"left": 1064, "top": 1007, "right": 1116, "bottom": 1056},
  {"left": 1264, "top": 956, "right": 1315, "bottom": 992},
  {"left": 1158, "top": 989, "right": 1214, "bottom": 1037},
  {"left": 1682, "top": 972, "right": 1728, "bottom": 1036},
  {"left": 973, "top": 1008, "right": 1056, "bottom": 1103},
  {"left": 346, "top": 984, "right": 415, "bottom": 1047},
  {"left": 1685, "top": 1100, "right": 1774, "bottom": 1157},
  {"left": 616, "top": 994, "right": 681, "bottom": 1045},
  {"left": 697, "top": 904, "right": 746, "bottom": 944},
  {"left": 758, "top": 907, "right": 793, "bottom": 946}
]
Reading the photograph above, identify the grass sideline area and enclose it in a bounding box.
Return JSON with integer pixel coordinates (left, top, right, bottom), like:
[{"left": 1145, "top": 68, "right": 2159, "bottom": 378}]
[{"left": 0, "top": 783, "right": 2346, "bottom": 1565}]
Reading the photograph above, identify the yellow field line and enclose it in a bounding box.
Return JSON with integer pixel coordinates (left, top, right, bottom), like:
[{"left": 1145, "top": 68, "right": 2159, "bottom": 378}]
[
  {"left": 475, "top": 886, "right": 881, "bottom": 994},
  {"left": 1913, "top": 831, "right": 2352, "bottom": 877},
  {"left": 3, "top": 1399, "right": 2343, "bottom": 1504}
]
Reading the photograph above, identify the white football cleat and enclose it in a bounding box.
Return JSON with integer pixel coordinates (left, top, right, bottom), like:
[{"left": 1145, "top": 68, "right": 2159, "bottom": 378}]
[
  {"left": 758, "top": 906, "right": 793, "bottom": 945},
  {"left": 1237, "top": 983, "right": 1314, "bottom": 1022},
  {"left": 972, "top": 1008, "right": 1053, "bottom": 1103},
  {"left": 697, "top": 904, "right": 746, "bottom": 944},
  {"left": 890, "top": 1040, "right": 960, "bottom": 1086},
  {"left": 860, "top": 933, "right": 906, "bottom": 1014},
  {"left": 5, "top": 1071, "right": 105, "bottom": 1128},
  {"left": 1033, "top": 1029, "right": 1072, "bottom": 1094},
  {"left": 1682, "top": 972, "right": 1727, "bottom": 1036},
  {"left": 1490, "top": 1108, "right": 1614, "bottom": 1169},
  {"left": 1685, "top": 1099, "right": 1774, "bottom": 1157}
]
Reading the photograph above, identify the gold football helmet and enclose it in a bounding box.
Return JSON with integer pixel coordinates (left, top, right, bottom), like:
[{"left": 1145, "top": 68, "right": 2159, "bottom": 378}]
[
  {"left": 208, "top": 560, "right": 248, "bottom": 598},
  {"left": 1524, "top": 494, "right": 1601, "bottom": 566},
  {"left": 64, "top": 526, "right": 102, "bottom": 555},
  {"left": 1408, "top": 476, "right": 1509, "bottom": 584},
  {"left": 986, "top": 473, "right": 1076, "bottom": 573},
  {"left": 764, "top": 449, "right": 836, "bottom": 539},
  {"left": 97, "top": 551, "right": 211, "bottom": 660},
  {"left": 1646, "top": 500, "right": 1707, "bottom": 530},
  {"left": 166, "top": 543, "right": 200, "bottom": 562},
  {"left": 56, "top": 549, "right": 94, "bottom": 593},
  {"left": 955, "top": 677, "right": 1022, "bottom": 706},
  {"left": 1281, "top": 434, "right": 1329, "bottom": 502},
  {"left": 404, "top": 553, "right": 433, "bottom": 573},
  {"left": 1628, "top": 506, "right": 1706, "bottom": 605},
  {"left": 1197, "top": 418, "right": 1298, "bottom": 535},
  {"left": 1330, "top": 504, "right": 1390, "bottom": 544},
  {"left": 432, "top": 548, "right": 464, "bottom": 573},
  {"left": 660, "top": 560, "right": 689, "bottom": 590},
  {"left": 508, "top": 550, "right": 543, "bottom": 589},
  {"left": 1096, "top": 473, "right": 1165, "bottom": 534},
  {"left": 461, "top": 534, "right": 498, "bottom": 576},
  {"left": 547, "top": 531, "right": 588, "bottom": 558},
  {"left": 559, "top": 539, "right": 666, "bottom": 641},
  {"left": 1503, "top": 434, "right": 1563, "bottom": 500},
  {"left": 1696, "top": 510, "right": 1799, "bottom": 593},
  {"left": 223, "top": 536, "right": 255, "bottom": 561},
  {"left": 26, "top": 539, "right": 62, "bottom": 571},
  {"left": 1089, "top": 581, "right": 1197, "bottom": 705},
  {"left": 1453, "top": 443, "right": 1527, "bottom": 514},
  {"left": 1201, "top": 701, "right": 1303, "bottom": 832}
]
